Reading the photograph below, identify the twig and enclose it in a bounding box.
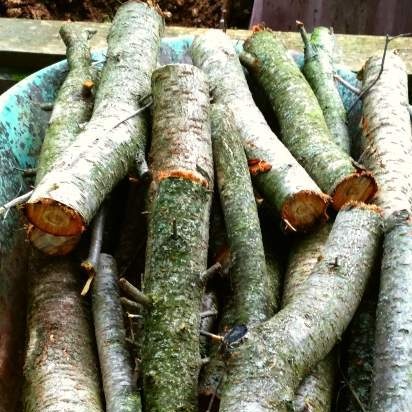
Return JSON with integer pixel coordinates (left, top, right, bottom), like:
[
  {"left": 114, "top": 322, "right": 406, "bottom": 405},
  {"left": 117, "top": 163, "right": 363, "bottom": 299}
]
[
  {"left": 199, "top": 262, "right": 222, "bottom": 285},
  {"left": 110, "top": 94, "right": 152, "bottom": 130},
  {"left": 219, "top": 0, "right": 228, "bottom": 32},
  {"left": 206, "top": 372, "right": 225, "bottom": 412},
  {"left": 200, "top": 357, "right": 211, "bottom": 366},
  {"left": 200, "top": 310, "right": 218, "bottom": 318},
  {"left": 80, "top": 204, "right": 106, "bottom": 296},
  {"left": 119, "top": 277, "right": 152, "bottom": 307},
  {"left": 199, "top": 330, "right": 224, "bottom": 341},
  {"left": 121, "top": 297, "right": 142, "bottom": 312},
  {"left": 296, "top": 20, "right": 310, "bottom": 48},
  {"left": 334, "top": 74, "right": 361, "bottom": 95},
  {"left": 127, "top": 313, "right": 143, "bottom": 319},
  {"left": 0, "top": 189, "right": 33, "bottom": 218},
  {"left": 347, "top": 33, "right": 412, "bottom": 114}
]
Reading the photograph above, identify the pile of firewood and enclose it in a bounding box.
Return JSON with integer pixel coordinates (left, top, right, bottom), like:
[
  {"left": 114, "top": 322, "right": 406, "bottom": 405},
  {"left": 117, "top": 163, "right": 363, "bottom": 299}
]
[{"left": 5, "top": 1, "right": 411, "bottom": 411}]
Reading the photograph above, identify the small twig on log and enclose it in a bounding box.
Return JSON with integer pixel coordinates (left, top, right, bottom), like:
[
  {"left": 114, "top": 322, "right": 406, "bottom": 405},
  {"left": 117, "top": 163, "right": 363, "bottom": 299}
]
[
  {"left": 334, "top": 74, "right": 361, "bottom": 95},
  {"left": 0, "top": 189, "right": 33, "bottom": 219},
  {"left": 200, "top": 310, "right": 218, "bottom": 318},
  {"left": 135, "top": 152, "right": 152, "bottom": 183},
  {"left": 14, "top": 166, "right": 37, "bottom": 177},
  {"left": 199, "top": 262, "right": 222, "bottom": 285},
  {"left": 38, "top": 102, "right": 54, "bottom": 111},
  {"left": 110, "top": 95, "right": 152, "bottom": 130},
  {"left": 121, "top": 297, "right": 142, "bottom": 313},
  {"left": 127, "top": 313, "right": 143, "bottom": 319},
  {"left": 81, "top": 204, "right": 106, "bottom": 296},
  {"left": 219, "top": 0, "right": 228, "bottom": 32},
  {"left": 119, "top": 277, "right": 152, "bottom": 307},
  {"left": 199, "top": 330, "right": 224, "bottom": 341},
  {"left": 296, "top": 20, "right": 310, "bottom": 48},
  {"left": 201, "top": 357, "right": 211, "bottom": 366}
]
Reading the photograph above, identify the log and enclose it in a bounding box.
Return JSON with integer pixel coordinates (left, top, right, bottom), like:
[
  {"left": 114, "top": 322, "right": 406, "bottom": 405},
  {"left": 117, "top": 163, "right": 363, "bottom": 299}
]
[
  {"left": 191, "top": 30, "right": 328, "bottom": 233},
  {"left": 218, "top": 202, "right": 382, "bottom": 412},
  {"left": 23, "top": 255, "right": 103, "bottom": 411},
  {"left": 241, "top": 29, "right": 377, "bottom": 210},
  {"left": 28, "top": 24, "right": 96, "bottom": 255},
  {"left": 299, "top": 24, "right": 351, "bottom": 154},
  {"left": 142, "top": 63, "right": 213, "bottom": 412},
  {"left": 370, "top": 210, "right": 412, "bottom": 411},
  {"left": 211, "top": 103, "right": 271, "bottom": 325},
  {"left": 283, "top": 223, "right": 336, "bottom": 412},
  {"left": 25, "top": 1, "right": 164, "bottom": 236},
  {"left": 360, "top": 51, "right": 412, "bottom": 219},
  {"left": 92, "top": 253, "right": 140, "bottom": 412}
]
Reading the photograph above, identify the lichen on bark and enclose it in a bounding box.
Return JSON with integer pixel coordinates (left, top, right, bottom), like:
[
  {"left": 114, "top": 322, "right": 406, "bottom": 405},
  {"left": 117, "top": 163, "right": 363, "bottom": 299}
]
[
  {"left": 241, "top": 29, "right": 377, "bottom": 210},
  {"left": 191, "top": 29, "right": 328, "bottom": 232},
  {"left": 142, "top": 63, "right": 213, "bottom": 412}
]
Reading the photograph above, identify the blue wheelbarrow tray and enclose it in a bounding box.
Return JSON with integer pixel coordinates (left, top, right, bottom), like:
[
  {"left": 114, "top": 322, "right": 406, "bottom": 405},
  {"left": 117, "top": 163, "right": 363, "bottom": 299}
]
[{"left": 0, "top": 35, "right": 361, "bottom": 411}]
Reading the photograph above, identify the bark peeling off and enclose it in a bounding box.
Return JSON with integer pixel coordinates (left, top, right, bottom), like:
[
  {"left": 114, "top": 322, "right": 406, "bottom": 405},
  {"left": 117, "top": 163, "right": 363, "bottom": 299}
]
[
  {"left": 23, "top": 254, "right": 102, "bottom": 412},
  {"left": 219, "top": 203, "right": 382, "bottom": 412},
  {"left": 26, "top": 2, "right": 164, "bottom": 236},
  {"left": 92, "top": 253, "right": 140, "bottom": 412},
  {"left": 142, "top": 63, "right": 212, "bottom": 412},
  {"left": 302, "top": 26, "right": 351, "bottom": 154},
  {"left": 190, "top": 29, "right": 328, "bottom": 232},
  {"left": 211, "top": 103, "right": 271, "bottom": 326},
  {"left": 371, "top": 210, "right": 412, "bottom": 412},
  {"left": 360, "top": 52, "right": 412, "bottom": 219},
  {"left": 242, "top": 30, "right": 377, "bottom": 209}
]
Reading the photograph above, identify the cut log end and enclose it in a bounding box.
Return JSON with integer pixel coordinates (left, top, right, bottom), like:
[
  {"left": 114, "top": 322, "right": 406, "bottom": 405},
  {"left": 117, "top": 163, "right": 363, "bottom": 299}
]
[
  {"left": 281, "top": 190, "right": 329, "bottom": 232},
  {"left": 28, "top": 225, "right": 80, "bottom": 256},
  {"left": 331, "top": 171, "right": 378, "bottom": 211},
  {"left": 25, "top": 199, "right": 85, "bottom": 236}
]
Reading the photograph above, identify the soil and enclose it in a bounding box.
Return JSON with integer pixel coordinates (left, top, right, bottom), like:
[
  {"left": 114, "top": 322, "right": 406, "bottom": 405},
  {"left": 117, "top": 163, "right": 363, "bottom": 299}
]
[{"left": 0, "top": 0, "right": 252, "bottom": 28}]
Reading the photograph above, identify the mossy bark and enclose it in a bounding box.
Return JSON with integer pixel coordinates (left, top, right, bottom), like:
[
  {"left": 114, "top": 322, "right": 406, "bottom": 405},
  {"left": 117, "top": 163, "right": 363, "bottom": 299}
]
[
  {"left": 23, "top": 254, "right": 103, "bottom": 412},
  {"left": 211, "top": 103, "right": 271, "bottom": 326},
  {"left": 191, "top": 30, "right": 328, "bottom": 233},
  {"left": 142, "top": 64, "right": 213, "bottom": 412},
  {"left": 26, "top": 1, "right": 164, "bottom": 236},
  {"left": 218, "top": 203, "right": 382, "bottom": 412},
  {"left": 370, "top": 210, "right": 412, "bottom": 412},
  {"left": 301, "top": 26, "right": 350, "bottom": 154},
  {"left": 92, "top": 253, "right": 140, "bottom": 412},
  {"left": 360, "top": 52, "right": 412, "bottom": 219},
  {"left": 28, "top": 25, "right": 95, "bottom": 255},
  {"left": 283, "top": 223, "right": 335, "bottom": 412},
  {"left": 241, "top": 29, "right": 377, "bottom": 210}
]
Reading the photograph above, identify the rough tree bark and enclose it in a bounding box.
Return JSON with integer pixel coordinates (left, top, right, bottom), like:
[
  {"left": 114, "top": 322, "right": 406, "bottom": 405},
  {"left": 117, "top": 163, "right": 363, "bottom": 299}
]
[
  {"left": 25, "top": 1, "right": 164, "bottom": 236},
  {"left": 360, "top": 51, "right": 412, "bottom": 219},
  {"left": 241, "top": 29, "right": 377, "bottom": 210},
  {"left": 23, "top": 255, "right": 103, "bottom": 412},
  {"left": 299, "top": 25, "right": 351, "bottom": 154},
  {"left": 283, "top": 223, "right": 336, "bottom": 412},
  {"left": 142, "top": 63, "right": 213, "bottom": 412},
  {"left": 28, "top": 24, "right": 96, "bottom": 255},
  {"left": 92, "top": 253, "right": 140, "bottom": 412},
  {"left": 370, "top": 210, "right": 412, "bottom": 412},
  {"left": 218, "top": 203, "right": 382, "bottom": 412},
  {"left": 191, "top": 30, "right": 328, "bottom": 233},
  {"left": 211, "top": 103, "right": 271, "bottom": 325}
]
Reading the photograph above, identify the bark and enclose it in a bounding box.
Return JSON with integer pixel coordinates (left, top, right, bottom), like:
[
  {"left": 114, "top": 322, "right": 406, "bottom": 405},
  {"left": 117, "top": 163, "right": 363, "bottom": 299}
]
[
  {"left": 211, "top": 103, "right": 271, "bottom": 325},
  {"left": 23, "top": 254, "right": 103, "bottom": 412},
  {"left": 28, "top": 24, "right": 95, "bottom": 255},
  {"left": 241, "top": 29, "right": 377, "bottom": 210},
  {"left": 92, "top": 253, "right": 140, "bottom": 412},
  {"left": 360, "top": 52, "right": 412, "bottom": 219},
  {"left": 142, "top": 63, "right": 213, "bottom": 412},
  {"left": 300, "top": 25, "right": 351, "bottom": 154},
  {"left": 218, "top": 203, "right": 382, "bottom": 412},
  {"left": 283, "top": 223, "right": 336, "bottom": 412},
  {"left": 370, "top": 210, "right": 412, "bottom": 412},
  {"left": 25, "top": 1, "right": 164, "bottom": 236},
  {"left": 191, "top": 30, "right": 328, "bottom": 233}
]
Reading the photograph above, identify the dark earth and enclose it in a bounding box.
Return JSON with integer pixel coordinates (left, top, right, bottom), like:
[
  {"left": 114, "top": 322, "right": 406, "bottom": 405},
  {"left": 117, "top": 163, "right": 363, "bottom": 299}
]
[{"left": 0, "top": 0, "right": 253, "bottom": 28}]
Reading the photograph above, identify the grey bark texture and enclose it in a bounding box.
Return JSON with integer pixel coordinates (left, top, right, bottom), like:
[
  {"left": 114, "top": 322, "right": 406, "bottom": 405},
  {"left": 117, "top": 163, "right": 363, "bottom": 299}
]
[
  {"left": 218, "top": 203, "right": 382, "bottom": 412},
  {"left": 26, "top": 1, "right": 164, "bottom": 236}
]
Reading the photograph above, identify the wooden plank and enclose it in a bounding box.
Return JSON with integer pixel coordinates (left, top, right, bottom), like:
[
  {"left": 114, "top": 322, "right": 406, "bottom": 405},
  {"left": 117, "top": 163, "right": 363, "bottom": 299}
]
[{"left": 0, "top": 18, "right": 412, "bottom": 73}]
